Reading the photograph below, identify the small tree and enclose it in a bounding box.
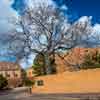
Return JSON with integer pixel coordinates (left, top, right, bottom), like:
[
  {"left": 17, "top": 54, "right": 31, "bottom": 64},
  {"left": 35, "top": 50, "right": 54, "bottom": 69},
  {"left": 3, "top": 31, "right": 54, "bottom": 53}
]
[
  {"left": 0, "top": 75, "right": 8, "bottom": 90},
  {"left": 24, "top": 78, "right": 34, "bottom": 94},
  {"left": 33, "top": 53, "right": 46, "bottom": 76},
  {"left": 82, "top": 54, "right": 94, "bottom": 69},
  {"left": 24, "top": 78, "right": 34, "bottom": 87},
  {"left": 97, "top": 53, "right": 100, "bottom": 63},
  {"left": 82, "top": 50, "right": 100, "bottom": 69},
  {"left": 21, "top": 69, "right": 27, "bottom": 86},
  {"left": 33, "top": 53, "right": 56, "bottom": 76}
]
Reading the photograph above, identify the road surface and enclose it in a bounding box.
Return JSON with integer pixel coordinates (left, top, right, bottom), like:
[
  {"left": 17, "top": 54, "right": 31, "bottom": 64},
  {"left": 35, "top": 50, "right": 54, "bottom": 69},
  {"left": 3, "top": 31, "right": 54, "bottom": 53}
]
[{"left": 0, "top": 87, "right": 100, "bottom": 100}]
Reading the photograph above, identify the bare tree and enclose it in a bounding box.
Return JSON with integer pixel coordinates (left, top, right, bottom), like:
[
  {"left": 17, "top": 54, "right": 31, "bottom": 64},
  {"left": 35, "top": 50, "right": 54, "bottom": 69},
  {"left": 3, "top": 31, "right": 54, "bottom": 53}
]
[{"left": 8, "top": 4, "right": 96, "bottom": 74}]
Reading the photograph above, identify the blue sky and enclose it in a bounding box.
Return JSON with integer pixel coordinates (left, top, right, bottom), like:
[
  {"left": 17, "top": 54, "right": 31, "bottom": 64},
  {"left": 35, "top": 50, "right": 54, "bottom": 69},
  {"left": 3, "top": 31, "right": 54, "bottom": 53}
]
[
  {"left": 72, "top": 0, "right": 100, "bottom": 23},
  {"left": 0, "top": 0, "right": 100, "bottom": 68}
]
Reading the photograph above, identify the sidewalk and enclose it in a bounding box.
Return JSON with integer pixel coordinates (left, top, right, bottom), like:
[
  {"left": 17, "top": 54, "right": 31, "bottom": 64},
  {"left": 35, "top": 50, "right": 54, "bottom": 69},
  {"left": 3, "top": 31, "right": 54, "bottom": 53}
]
[{"left": 0, "top": 90, "right": 11, "bottom": 95}]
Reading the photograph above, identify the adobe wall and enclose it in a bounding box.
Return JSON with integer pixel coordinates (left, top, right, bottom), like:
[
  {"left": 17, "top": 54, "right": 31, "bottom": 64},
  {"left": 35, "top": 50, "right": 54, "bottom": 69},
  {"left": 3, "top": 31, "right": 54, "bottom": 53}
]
[{"left": 32, "top": 68, "right": 100, "bottom": 93}]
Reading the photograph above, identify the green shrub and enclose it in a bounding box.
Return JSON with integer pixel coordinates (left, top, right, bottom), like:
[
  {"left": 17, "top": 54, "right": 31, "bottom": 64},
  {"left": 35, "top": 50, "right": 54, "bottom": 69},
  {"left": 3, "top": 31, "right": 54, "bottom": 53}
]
[
  {"left": 24, "top": 78, "right": 34, "bottom": 87},
  {"left": 0, "top": 75, "right": 8, "bottom": 90},
  {"left": 82, "top": 50, "right": 100, "bottom": 69},
  {"left": 33, "top": 53, "right": 56, "bottom": 76}
]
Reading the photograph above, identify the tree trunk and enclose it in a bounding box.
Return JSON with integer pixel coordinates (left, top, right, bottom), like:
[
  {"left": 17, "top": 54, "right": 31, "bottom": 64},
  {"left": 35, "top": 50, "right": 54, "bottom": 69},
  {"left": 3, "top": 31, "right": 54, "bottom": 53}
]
[{"left": 44, "top": 53, "right": 52, "bottom": 74}]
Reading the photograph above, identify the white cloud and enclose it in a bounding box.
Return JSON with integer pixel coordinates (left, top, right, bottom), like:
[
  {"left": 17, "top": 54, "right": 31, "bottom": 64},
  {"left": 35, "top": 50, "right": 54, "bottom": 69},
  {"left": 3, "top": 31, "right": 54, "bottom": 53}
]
[
  {"left": 92, "top": 24, "right": 100, "bottom": 40},
  {"left": 77, "top": 16, "right": 92, "bottom": 24},
  {"left": 28, "top": 0, "right": 55, "bottom": 8},
  {"left": 77, "top": 16, "right": 100, "bottom": 36},
  {"left": 0, "top": 0, "right": 17, "bottom": 34},
  {"left": 61, "top": 5, "right": 68, "bottom": 11},
  {"left": 93, "top": 24, "right": 100, "bottom": 33},
  {"left": 19, "top": 54, "right": 36, "bottom": 68}
]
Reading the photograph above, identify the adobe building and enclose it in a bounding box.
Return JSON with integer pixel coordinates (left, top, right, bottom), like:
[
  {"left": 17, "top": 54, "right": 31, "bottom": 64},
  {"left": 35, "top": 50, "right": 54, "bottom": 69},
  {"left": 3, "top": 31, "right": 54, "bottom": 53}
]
[
  {"left": 0, "top": 62, "right": 23, "bottom": 88},
  {"left": 32, "top": 47, "right": 100, "bottom": 93},
  {"left": 26, "top": 67, "right": 35, "bottom": 79},
  {"left": 27, "top": 48, "right": 100, "bottom": 76},
  {"left": 55, "top": 47, "right": 100, "bottom": 73}
]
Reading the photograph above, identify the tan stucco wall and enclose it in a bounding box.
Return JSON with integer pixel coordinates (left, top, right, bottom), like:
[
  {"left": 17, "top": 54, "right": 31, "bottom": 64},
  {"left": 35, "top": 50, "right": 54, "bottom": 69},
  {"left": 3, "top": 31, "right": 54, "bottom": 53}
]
[
  {"left": 26, "top": 68, "right": 35, "bottom": 78},
  {"left": 55, "top": 48, "right": 100, "bottom": 73},
  {"left": 32, "top": 68, "right": 100, "bottom": 93}
]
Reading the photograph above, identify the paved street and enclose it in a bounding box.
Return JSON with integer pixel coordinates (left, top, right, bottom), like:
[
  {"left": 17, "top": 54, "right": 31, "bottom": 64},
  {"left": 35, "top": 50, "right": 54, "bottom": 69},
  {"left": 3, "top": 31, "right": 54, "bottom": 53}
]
[
  {"left": 1, "top": 87, "right": 100, "bottom": 100},
  {"left": 0, "top": 93, "right": 79, "bottom": 100},
  {"left": 0, "top": 89, "right": 78, "bottom": 100}
]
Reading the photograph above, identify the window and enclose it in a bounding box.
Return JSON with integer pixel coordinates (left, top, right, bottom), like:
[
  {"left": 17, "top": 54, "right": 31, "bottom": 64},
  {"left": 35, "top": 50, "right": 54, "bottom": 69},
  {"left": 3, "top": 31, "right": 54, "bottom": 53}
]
[
  {"left": 13, "top": 72, "right": 18, "bottom": 77},
  {"left": 32, "top": 71, "right": 34, "bottom": 74},
  {"left": 85, "top": 50, "right": 88, "bottom": 52},
  {"left": 36, "top": 80, "right": 44, "bottom": 86},
  {"left": 7, "top": 74, "right": 10, "bottom": 77},
  {"left": 5, "top": 72, "right": 10, "bottom": 77},
  {"left": 15, "top": 74, "right": 18, "bottom": 77},
  {"left": 29, "top": 72, "right": 32, "bottom": 76}
]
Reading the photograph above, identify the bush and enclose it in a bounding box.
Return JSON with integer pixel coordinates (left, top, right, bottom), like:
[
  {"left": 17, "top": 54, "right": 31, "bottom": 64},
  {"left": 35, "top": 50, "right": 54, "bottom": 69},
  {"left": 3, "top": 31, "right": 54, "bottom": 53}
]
[
  {"left": 82, "top": 50, "right": 100, "bottom": 69},
  {"left": 33, "top": 53, "right": 56, "bottom": 76},
  {"left": 24, "top": 78, "right": 34, "bottom": 87},
  {"left": 0, "top": 75, "right": 8, "bottom": 90},
  {"left": 33, "top": 53, "right": 46, "bottom": 76}
]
